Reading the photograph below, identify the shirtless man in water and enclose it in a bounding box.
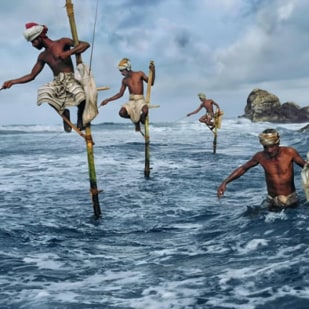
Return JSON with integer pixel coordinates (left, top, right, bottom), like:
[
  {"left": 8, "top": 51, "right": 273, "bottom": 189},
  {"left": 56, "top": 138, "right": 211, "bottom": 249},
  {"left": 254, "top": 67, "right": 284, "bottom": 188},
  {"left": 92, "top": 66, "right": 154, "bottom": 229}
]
[
  {"left": 1, "top": 22, "right": 90, "bottom": 131},
  {"left": 100, "top": 58, "right": 155, "bottom": 132},
  {"left": 187, "top": 93, "right": 221, "bottom": 130},
  {"left": 217, "top": 128, "right": 307, "bottom": 211}
]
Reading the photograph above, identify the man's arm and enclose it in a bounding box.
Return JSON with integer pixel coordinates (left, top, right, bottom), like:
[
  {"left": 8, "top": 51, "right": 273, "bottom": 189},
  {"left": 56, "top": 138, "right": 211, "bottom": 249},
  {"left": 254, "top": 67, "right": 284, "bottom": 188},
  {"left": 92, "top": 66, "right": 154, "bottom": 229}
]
[
  {"left": 212, "top": 100, "right": 220, "bottom": 111},
  {"left": 187, "top": 104, "right": 203, "bottom": 117},
  {"left": 59, "top": 38, "right": 90, "bottom": 60},
  {"left": 1, "top": 59, "right": 45, "bottom": 89},
  {"left": 290, "top": 147, "right": 306, "bottom": 168},
  {"left": 100, "top": 80, "right": 127, "bottom": 106},
  {"left": 142, "top": 62, "right": 155, "bottom": 86},
  {"left": 217, "top": 156, "right": 259, "bottom": 199},
  {"left": 149, "top": 61, "right": 155, "bottom": 86}
]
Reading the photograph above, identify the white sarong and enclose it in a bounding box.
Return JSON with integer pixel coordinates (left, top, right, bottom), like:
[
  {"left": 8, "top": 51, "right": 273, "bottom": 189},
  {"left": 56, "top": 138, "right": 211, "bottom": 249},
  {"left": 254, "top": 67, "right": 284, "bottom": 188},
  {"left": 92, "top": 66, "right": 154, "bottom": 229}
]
[{"left": 122, "top": 94, "right": 146, "bottom": 123}]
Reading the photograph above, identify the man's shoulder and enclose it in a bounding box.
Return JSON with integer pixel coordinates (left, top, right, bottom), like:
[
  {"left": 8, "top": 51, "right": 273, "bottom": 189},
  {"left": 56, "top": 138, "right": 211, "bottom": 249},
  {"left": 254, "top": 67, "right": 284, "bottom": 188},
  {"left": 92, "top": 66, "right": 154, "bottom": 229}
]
[
  {"left": 56, "top": 37, "right": 73, "bottom": 44},
  {"left": 252, "top": 151, "right": 264, "bottom": 160},
  {"left": 131, "top": 70, "right": 144, "bottom": 75},
  {"left": 280, "top": 146, "right": 296, "bottom": 151},
  {"left": 280, "top": 146, "right": 298, "bottom": 154}
]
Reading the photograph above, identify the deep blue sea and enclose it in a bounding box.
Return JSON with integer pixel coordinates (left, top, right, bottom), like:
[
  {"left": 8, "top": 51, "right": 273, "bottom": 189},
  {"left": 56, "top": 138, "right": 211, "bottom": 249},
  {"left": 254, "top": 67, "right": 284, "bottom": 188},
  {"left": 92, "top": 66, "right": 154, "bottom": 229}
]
[{"left": 0, "top": 118, "right": 309, "bottom": 309}]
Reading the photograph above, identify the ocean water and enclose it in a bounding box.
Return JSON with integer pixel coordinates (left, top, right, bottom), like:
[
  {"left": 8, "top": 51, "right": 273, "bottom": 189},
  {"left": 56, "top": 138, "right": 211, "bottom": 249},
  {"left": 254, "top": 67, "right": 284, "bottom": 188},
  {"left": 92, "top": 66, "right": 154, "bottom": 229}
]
[{"left": 0, "top": 118, "right": 309, "bottom": 309}]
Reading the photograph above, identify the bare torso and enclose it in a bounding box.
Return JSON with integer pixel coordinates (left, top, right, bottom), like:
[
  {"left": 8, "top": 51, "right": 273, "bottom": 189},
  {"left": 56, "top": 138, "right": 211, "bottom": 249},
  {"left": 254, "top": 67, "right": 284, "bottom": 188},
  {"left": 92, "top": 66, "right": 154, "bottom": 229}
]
[
  {"left": 201, "top": 99, "right": 216, "bottom": 115},
  {"left": 122, "top": 71, "right": 148, "bottom": 95},
  {"left": 39, "top": 38, "right": 74, "bottom": 76},
  {"left": 254, "top": 147, "right": 303, "bottom": 196}
]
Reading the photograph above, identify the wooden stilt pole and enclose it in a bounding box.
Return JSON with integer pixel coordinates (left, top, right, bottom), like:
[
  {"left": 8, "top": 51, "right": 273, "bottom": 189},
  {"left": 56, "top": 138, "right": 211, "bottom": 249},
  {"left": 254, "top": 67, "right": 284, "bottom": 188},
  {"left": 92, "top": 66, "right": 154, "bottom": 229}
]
[
  {"left": 213, "top": 127, "right": 217, "bottom": 154},
  {"left": 212, "top": 109, "right": 223, "bottom": 154},
  {"left": 144, "top": 61, "right": 154, "bottom": 178},
  {"left": 65, "top": 0, "right": 101, "bottom": 219}
]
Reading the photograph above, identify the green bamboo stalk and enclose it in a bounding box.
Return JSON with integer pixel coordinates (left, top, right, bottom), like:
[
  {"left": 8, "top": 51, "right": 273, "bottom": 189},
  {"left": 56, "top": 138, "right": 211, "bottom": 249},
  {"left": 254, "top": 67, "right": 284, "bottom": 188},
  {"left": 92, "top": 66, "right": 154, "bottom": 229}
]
[
  {"left": 144, "top": 61, "right": 154, "bottom": 178},
  {"left": 65, "top": 0, "right": 101, "bottom": 218}
]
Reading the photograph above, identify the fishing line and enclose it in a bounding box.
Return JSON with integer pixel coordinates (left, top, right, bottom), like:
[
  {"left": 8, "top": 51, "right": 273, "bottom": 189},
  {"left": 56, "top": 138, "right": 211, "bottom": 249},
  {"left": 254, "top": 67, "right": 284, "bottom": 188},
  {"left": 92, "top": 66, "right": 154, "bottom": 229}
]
[
  {"left": 44, "top": 131, "right": 63, "bottom": 142},
  {"left": 174, "top": 115, "right": 187, "bottom": 122},
  {"left": 89, "top": 0, "right": 99, "bottom": 72}
]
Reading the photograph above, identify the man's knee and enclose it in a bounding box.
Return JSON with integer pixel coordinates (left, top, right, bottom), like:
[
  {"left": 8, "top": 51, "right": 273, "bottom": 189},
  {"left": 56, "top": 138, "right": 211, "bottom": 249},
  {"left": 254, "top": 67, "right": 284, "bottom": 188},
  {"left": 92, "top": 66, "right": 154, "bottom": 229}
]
[
  {"left": 119, "top": 107, "right": 128, "bottom": 118},
  {"left": 142, "top": 105, "right": 148, "bottom": 115}
]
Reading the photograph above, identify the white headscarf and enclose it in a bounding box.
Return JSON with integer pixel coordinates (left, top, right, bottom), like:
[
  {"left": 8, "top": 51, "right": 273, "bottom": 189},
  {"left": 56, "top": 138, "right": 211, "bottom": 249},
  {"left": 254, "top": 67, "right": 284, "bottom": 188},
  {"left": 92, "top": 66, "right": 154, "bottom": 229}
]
[
  {"left": 23, "top": 23, "right": 44, "bottom": 42},
  {"left": 198, "top": 93, "right": 206, "bottom": 99},
  {"left": 259, "top": 130, "right": 280, "bottom": 146},
  {"left": 118, "top": 58, "right": 131, "bottom": 71}
]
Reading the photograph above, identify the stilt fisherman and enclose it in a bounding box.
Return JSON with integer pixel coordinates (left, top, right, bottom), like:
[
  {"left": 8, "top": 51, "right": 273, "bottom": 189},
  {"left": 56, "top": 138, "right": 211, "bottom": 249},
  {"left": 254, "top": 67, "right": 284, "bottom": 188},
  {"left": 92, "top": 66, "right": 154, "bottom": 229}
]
[
  {"left": 100, "top": 58, "right": 155, "bottom": 132},
  {"left": 1, "top": 22, "right": 91, "bottom": 132}
]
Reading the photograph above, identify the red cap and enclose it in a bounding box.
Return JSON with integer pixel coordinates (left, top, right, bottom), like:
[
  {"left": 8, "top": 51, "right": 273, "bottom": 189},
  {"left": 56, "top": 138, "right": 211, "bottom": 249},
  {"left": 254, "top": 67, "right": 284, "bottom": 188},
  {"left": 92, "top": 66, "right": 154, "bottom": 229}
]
[{"left": 25, "top": 22, "right": 39, "bottom": 29}]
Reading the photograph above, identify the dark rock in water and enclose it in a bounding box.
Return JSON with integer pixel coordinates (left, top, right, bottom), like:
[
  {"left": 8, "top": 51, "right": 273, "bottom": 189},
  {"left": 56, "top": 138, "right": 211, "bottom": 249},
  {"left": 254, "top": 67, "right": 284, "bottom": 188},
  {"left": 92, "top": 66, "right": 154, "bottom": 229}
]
[{"left": 240, "top": 88, "right": 309, "bottom": 123}]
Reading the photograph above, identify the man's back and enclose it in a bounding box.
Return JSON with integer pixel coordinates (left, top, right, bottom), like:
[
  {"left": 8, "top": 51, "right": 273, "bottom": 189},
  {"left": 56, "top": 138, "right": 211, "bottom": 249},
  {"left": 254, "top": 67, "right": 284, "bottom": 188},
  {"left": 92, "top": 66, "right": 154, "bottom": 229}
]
[{"left": 38, "top": 38, "right": 75, "bottom": 76}]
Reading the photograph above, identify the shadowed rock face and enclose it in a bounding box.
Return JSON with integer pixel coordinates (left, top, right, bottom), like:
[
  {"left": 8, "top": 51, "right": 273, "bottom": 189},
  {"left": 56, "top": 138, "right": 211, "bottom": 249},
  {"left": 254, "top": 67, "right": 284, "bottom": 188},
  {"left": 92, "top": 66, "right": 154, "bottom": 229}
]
[{"left": 240, "top": 88, "right": 309, "bottom": 123}]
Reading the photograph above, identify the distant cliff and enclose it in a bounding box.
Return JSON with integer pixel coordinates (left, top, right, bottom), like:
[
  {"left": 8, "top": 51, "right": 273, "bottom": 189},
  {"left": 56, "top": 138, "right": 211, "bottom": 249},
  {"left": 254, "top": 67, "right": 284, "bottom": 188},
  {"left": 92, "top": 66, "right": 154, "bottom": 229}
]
[{"left": 240, "top": 88, "right": 309, "bottom": 123}]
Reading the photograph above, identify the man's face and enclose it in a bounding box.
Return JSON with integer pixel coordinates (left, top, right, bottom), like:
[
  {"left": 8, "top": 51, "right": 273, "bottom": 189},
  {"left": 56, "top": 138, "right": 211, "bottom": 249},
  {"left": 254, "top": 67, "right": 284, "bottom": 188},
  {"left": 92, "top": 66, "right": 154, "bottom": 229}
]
[
  {"left": 31, "top": 37, "right": 43, "bottom": 50},
  {"left": 263, "top": 144, "right": 279, "bottom": 158},
  {"left": 119, "top": 69, "right": 129, "bottom": 77}
]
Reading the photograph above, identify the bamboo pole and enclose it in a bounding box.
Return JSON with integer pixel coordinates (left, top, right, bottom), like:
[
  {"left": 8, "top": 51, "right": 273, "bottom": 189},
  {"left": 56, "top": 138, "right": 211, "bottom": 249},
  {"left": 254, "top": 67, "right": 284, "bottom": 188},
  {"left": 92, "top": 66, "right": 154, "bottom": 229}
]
[
  {"left": 213, "top": 127, "right": 217, "bottom": 154},
  {"left": 212, "top": 109, "right": 223, "bottom": 154},
  {"left": 65, "top": 0, "right": 101, "bottom": 219},
  {"left": 144, "top": 61, "right": 154, "bottom": 178}
]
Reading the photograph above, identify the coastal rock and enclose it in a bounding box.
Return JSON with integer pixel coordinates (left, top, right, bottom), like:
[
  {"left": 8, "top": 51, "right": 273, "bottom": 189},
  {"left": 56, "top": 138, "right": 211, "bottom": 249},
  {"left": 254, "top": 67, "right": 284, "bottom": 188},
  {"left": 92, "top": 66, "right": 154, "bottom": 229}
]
[{"left": 240, "top": 88, "right": 309, "bottom": 123}]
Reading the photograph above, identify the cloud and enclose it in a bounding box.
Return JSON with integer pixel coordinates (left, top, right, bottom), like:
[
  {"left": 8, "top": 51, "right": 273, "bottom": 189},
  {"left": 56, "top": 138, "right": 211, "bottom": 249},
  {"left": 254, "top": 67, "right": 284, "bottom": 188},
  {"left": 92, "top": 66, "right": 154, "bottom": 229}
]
[{"left": 1, "top": 0, "right": 309, "bottom": 124}]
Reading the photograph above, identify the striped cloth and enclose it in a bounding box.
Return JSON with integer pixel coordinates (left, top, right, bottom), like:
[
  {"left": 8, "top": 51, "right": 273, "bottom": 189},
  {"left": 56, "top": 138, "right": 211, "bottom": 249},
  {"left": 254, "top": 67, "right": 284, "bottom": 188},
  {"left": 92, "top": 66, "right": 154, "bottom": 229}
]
[{"left": 37, "top": 72, "right": 85, "bottom": 113}]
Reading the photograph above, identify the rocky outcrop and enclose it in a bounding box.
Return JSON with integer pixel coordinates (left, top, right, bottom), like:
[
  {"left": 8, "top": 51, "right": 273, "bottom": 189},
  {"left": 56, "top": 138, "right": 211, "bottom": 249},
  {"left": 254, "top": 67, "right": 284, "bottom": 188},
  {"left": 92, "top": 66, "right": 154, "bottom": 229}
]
[{"left": 240, "top": 88, "right": 309, "bottom": 123}]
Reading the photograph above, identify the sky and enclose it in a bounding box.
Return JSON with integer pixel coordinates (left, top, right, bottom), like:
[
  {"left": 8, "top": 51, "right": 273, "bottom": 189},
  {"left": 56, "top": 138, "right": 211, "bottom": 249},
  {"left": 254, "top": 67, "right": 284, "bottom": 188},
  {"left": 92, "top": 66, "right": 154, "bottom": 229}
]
[{"left": 1, "top": 0, "right": 309, "bottom": 125}]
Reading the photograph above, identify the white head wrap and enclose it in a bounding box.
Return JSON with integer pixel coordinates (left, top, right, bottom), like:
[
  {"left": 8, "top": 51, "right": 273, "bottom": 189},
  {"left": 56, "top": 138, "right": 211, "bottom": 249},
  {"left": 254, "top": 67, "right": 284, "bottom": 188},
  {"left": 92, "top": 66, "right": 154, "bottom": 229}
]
[
  {"left": 198, "top": 93, "right": 206, "bottom": 99},
  {"left": 259, "top": 129, "right": 280, "bottom": 146},
  {"left": 23, "top": 23, "right": 44, "bottom": 42},
  {"left": 118, "top": 58, "right": 131, "bottom": 71}
]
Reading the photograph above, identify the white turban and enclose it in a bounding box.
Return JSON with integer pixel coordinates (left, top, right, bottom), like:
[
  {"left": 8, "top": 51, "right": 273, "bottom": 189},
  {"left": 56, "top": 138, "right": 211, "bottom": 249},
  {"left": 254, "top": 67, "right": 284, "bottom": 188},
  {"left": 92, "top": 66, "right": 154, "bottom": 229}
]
[
  {"left": 118, "top": 58, "right": 131, "bottom": 71},
  {"left": 259, "top": 130, "right": 280, "bottom": 146},
  {"left": 24, "top": 23, "right": 44, "bottom": 42},
  {"left": 198, "top": 93, "right": 206, "bottom": 99}
]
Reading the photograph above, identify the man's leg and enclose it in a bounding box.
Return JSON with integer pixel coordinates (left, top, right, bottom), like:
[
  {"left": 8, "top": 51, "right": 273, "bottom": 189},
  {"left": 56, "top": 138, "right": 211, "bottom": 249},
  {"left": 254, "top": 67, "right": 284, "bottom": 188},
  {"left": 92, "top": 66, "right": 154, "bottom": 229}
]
[
  {"left": 77, "top": 101, "right": 86, "bottom": 130},
  {"left": 119, "top": 107, "right": 130, "bottom": 119},
  {"left": 140, "top": 105, "right": 148, "bottom": 124},
  {"left": 49, "top": 104, "right": 72, "bottom": 133},
  {"left": 63, "top": 109, "right": 73, "bottom": 132},
  {"left": 119, "top": 107, "right": 141, "bottom": 131}
]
